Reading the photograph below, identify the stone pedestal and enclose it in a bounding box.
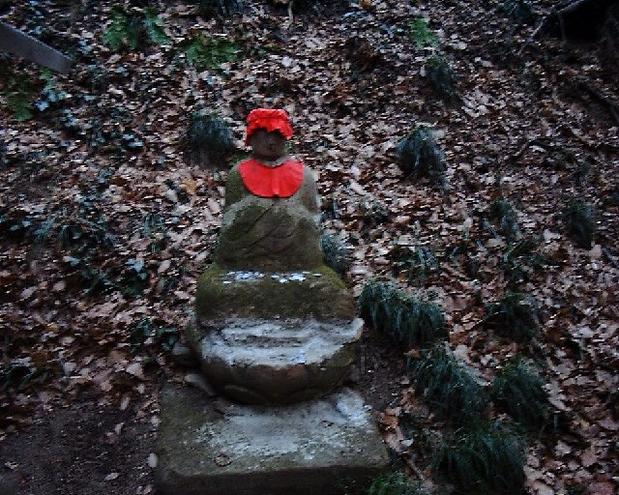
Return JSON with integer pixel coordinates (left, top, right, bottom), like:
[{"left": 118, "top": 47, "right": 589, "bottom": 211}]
[
  {"left": 187, "top": 318, "right": 364, "bottom": 404},
  {"left": 156, "top": 386, "right": 389, "bottom": 495}
]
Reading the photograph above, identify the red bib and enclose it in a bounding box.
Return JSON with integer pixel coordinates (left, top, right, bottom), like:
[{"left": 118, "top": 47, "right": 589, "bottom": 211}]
[{"left": 238, "top": 158, "right": 304, "bottom": 198}]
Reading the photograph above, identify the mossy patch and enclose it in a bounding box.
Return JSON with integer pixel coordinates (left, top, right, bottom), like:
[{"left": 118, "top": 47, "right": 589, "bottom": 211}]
[
  {"left": 195, "top": 263, "right": 355, "bottom": 320},
  {"left": 215, "top": 198, "right": 323, "bottom": 271}
]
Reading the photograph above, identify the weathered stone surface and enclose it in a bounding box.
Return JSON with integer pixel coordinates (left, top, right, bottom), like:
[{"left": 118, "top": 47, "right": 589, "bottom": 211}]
[
  {"left": 214, "top": 164, "right": 322, "bottom": 271},
  {"left": 195, "top": 264, "right": 356, "bottom": 321},
  {"left": 186, "top": 318, "right": 363, "bottom": 404},
  {"left": 156, "top": 385, "right": 390, "bottom": 495}
]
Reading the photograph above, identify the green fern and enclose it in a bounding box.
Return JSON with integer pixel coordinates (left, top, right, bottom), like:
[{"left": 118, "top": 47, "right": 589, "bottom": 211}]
[
  {"left": 184, "top": 36, "right": 239, "bottom": 70},
  {"left": 103, "top": 8, "right": 136, "bottom": 51},
  {"left": 103, "top": 7, "right": 169, "bottom": 52},
  {"left": 409, "top": 18, "right": 439, "bottom": 48},
  {"left": 2, "top": 73, "right": 35, "bottom": 121},
  {"left": 144, "top": 7, "right": 170, "bottom": 46}
]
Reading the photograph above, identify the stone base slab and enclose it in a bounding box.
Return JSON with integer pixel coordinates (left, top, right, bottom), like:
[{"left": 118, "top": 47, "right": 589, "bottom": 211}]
[{"left": 155, "top": 385, "right": 389, "bottom": 495}]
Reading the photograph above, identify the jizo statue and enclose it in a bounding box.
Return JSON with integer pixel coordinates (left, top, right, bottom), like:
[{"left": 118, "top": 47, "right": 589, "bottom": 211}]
[
  {"left": 191, "top": 108, "right": 358, "bottom": 404},
  {"left": 214, "top": 108, "right": 323, "bottom": 272},
  {"left": 156, "top": 109, "right": 389, "bottom": 494}
]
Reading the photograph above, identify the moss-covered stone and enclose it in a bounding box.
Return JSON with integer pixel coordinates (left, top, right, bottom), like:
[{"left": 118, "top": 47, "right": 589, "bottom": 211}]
[
  {"left": 195, "top": 264, "right": 355, "bottom": 320},
  {"left": 215, "top": 163, "right": 322, "bottom": 271}
]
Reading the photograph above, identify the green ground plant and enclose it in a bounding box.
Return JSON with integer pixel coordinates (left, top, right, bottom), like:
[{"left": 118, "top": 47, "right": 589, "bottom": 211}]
[
  {"left": 491, "top": 358, "right": 550, "bottom": 431},
  {"left": 0, "top": 68, "right": 64, "bottom": 121},
  {"left": 1, "top": 72, "right": 36, "bottom": 121},
  {"left": 425, "top": 54, "right": 459, "bottom": 104},
  {"left": 321, "top": 233, "right": 351, "bottom": 276},
  {"left": 182, "top": 35, "right": 239, "bottom": 70},
  {"left": 367, "top": 472, "right": 426, "bottom": 495},
  {"left": 483, "top": 292, "right": 540, "bottom": 342},
  {"left": 142, "top": 211, "right": 168, "bottom": 253},
  {"left": 396, "top": 127, "right": 446, "bottom": 185},
  {"left": 501, "top": 0, "right": 536, "bottom": 24},
  {"left": 130, "top": 318, "right": 179, "bottom": 354},
  {"left": 103, "top": 7, "right": 169, "bottom": 52},
  {"left": 0, "top": 359, "right": 50, "bottom": 394},
  {"left": 191, "top": 0, "right": 244, "bottom": 18},
  {"left": 434, "top": 420, "right": 526, "bottom": 494},
  {"left": 409, "top": 344, "right": 488, "bottom": 423},
  {"left": 500, "top": 237, "right": 548, "bottom": 286},
  {"left": 562, "top": 199, "right": 596, "bottom": 248},
  {"left": 359, "top": 198, "right": 391, "bottom": 228},
  {"left": 359, "top": 281, "right": 447, "bottom": 349},
  {"left": 186, "top": 112, "right": 235, "bottom": 168},
  {"left": 389, "top": 245, "right": 439, "bottom": 284},
  {"left": 409, "top": 18, "right": 439, "bottom": 48},
  {"left": 489, "top": 198, "right": 520, "bottom": 240}
]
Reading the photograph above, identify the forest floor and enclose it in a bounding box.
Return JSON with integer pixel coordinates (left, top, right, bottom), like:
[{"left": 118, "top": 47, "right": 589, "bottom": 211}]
[{"left": 0, "top": 1, "right": 617, "bottom": 494}]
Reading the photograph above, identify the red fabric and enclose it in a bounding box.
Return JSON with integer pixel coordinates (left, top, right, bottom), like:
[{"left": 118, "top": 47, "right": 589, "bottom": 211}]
[
  {"left": 245, "top": 108, "right": 294, "bottom": 144},
  {"left": 238, "top": 158, "right": 304, "bottom": 198}
]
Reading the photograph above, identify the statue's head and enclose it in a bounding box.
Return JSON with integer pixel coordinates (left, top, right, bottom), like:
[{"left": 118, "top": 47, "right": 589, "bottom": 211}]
[{"left": 245, "top": 108, "right": 293, "bottom": 160}]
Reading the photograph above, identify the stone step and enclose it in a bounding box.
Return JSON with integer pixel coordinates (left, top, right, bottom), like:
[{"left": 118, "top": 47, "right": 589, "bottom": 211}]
[
  {"left": 156, "top": 385, "right": 389, "bottom": 495},
  {"left": 187, "top": 318, "right": 363, "bottom": 404}
]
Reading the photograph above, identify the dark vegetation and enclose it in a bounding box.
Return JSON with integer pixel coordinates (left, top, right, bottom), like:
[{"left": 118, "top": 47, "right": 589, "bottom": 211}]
[
  {"left": 389, "top": 245, "right": 439, "bottom": 284},
  {"left": 434, "top": 421, "right": 526, "bottom": 495},
  {"left": 562, "top": 199, "right": 596, "bottom": 248},
  {"left": 425, "top": 54, "right": 459, "bottom": 105},
  {"left": 488, "top": 198, "right": 520, "bottom": 241},
  {"left": 408, "top": 344, "right": 487, "bottom": 424},
  {"left": 367, "top": 471, "right": 426, "bottom": 495},
  {"left": 185, "top": 111, "right": 235, "bottom": 168},
  {"left": 359, "top": 281, "right": 446, "bottom": 349},
  {"left": 191, "top": 0, "right": 244, "bottom": 18},
  {"left": 321, "top": 232, "right": 352, "bottom": 276},
  {"left": 491, "top": 358, "right": 551, "bottom": 431},
  {"left": 395, "top": 127, "right": 446, "bottom": 185},
  {"left": 483, "top": 292, "right": 541, "bottom": 342}
]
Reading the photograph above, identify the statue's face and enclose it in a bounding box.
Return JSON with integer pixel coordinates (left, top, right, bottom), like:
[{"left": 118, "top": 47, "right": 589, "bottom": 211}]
[{"left": 248, "top": 129, "right": 287, "bottom": 160}]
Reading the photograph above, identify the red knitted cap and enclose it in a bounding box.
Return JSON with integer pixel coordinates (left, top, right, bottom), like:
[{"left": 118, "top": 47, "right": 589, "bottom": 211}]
[{"left": 245, "top": 108, "right": 293, "bottom": 144}]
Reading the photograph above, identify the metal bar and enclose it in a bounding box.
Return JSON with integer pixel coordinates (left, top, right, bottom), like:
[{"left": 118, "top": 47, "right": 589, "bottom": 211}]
[{"left": 0, "top": 21, "right": 73, "bottom": 73}]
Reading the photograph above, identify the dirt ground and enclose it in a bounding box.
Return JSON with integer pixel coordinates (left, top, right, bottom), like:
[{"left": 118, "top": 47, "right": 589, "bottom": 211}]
[
  {"left": 0, "top": 327, "right": 403, "bottom": 495},
  {"left": 0, "top": 392, "right": 155, "bottom": 495}
]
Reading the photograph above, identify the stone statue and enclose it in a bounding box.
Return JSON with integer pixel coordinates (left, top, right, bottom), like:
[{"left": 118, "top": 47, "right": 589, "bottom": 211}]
[
  {"left": 215, "top": 110, "right": 322, "bottom": 271},
  {"left": 156, "top": 109, "right": 388, "bottom": 495},
  {"left": 190, "top": 108, "right": 359, "bottom": 404}
]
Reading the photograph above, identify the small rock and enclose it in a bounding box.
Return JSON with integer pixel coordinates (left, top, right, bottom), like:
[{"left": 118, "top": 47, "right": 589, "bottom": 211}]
[
  {"left": 172, "top": 343, "right": 199, "bottom": 367},
  {"left": 148, "top": 453, "right": 158, "bottom": 468},
  {"left": 184, "top": 373, "right": 217, "bottom": 397}
]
